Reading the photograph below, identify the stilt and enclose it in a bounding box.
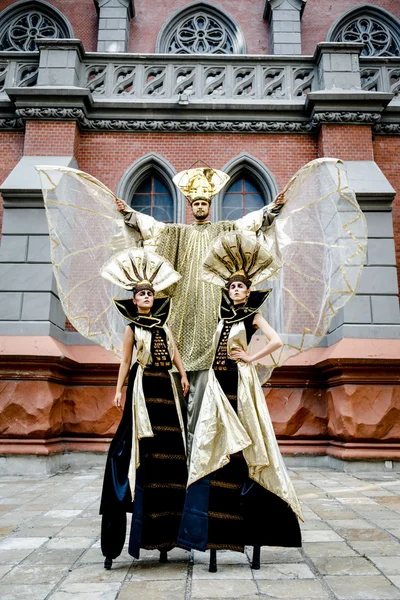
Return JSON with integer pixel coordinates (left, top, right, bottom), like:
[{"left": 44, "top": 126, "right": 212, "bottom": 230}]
[
  {"left": 104, "top": 557, "right": 113, "bottom": 570},
  {"left": 209, "top": 548, "right": 217, "bottom": 573},
  {"left": 252, "top": 545, "right": 261, "bottom": 570},
  {"left": 159, "top": 549, "right": 168, "bottom": 563}
]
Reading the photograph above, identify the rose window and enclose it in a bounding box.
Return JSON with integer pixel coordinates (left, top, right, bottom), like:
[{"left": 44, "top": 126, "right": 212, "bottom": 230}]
[
  {"left": 170, "top": 14, "right": 233, "bottom": 54},
  {"left": 333, "top": 14, "right": 400, "bottom": 57},
  {"left": 0, "top": 5, "right": 71, "bottom": 52}
]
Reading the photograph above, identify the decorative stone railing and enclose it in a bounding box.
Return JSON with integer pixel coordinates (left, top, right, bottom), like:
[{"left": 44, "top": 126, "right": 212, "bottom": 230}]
[
  {"left": 0, "top": 51, "right": 39, "bottom": 93},
  {"left": 82, "top": 54, "right": 316, "bottom": 101},
  {"left": 0, "top": 44, "right": 399, "bottom": 101},
  {"left": 360, "top": 57, "right": 400, "bottom": 96},
  {"left": 0, "top": 41, "right": 399, "bottom": 133}
]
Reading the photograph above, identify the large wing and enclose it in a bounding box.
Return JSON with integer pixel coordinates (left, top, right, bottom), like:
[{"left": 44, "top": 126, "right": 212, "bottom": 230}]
[
  {"left": 250, "top": 158, "right": 367, "bottom": 376},
  {"left": 37, "top": 166, "right": 138, "bottom": 357}
]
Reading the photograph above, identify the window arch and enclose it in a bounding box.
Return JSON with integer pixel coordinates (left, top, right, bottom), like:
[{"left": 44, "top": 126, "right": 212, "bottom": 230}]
[
  {"left": 116, "top": 154, "right": 185, "bottom": 224},
  {"left": 222, "top": 177, "right": 264, "bottom": 220},
  {"left": 212, "top": 153, "right": 279, "bottom": 222},
  {"left": 131, "top": 176, "right": 174, "bottom": 223},
  {"left": 156, "top": 1, "right": 246, "bottom": 54},
  {"left": 327, "top": 5, "right": 400, "bottom": 57},
  {"left": 0, "top": 0, "right": 74, "bottom": 52}
]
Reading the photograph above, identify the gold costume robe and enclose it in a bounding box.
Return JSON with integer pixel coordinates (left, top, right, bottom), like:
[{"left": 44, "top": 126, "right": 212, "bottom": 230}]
[
  {"left": 121, "top": 206, "right": 281, "bottom": 371},
  {"left": 188, "top": 314, "right": 303, "bottom": 522}
]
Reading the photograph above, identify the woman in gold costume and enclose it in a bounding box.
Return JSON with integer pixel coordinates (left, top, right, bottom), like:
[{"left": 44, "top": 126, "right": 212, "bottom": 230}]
[
  {"left": 99, "top": 249, "right": 189, "bottom": 570},
  {"left": 178, "top": 233, "right": 303, "bottom": 572}
]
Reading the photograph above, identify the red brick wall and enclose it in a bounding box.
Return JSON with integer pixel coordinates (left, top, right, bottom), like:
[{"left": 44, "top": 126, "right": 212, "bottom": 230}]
[
  {"left": 0, "top": 0, "right": 98, "bottom": 51},
  {"left": 23, "top": 121, "right": 80, "bottom": 156},
  {"left": 77, "top": 132, "right": 318, "bottom": 195},
  {"left": 373, "top": 136, "right": 400, "bottom": 291},
  {"left": 129, "top": 0, "right": 270, "bottom": 54},
  {"left": 1, "top": 0, "right": 399, "bottom": 55},
  {"left": 318, "top": 124, "right": 374, "bottom": 161},
  {"left": 0, "top": 131, "right": 24, "bottom": 235},
  {"left": 301, "top": 0, "right": 400, "bottom": 55}
]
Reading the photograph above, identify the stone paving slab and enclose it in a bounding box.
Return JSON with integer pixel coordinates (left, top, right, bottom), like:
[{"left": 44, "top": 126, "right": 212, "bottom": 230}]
[{"left": 0, "top": 467, "right": 399, "bottom": 599}]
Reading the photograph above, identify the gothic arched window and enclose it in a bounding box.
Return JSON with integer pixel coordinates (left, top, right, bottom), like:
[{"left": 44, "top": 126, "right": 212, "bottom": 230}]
[
  {"left": 0, "top": 0, "right": 73, "bottom": 52},
  {"left": 131, "top": 175, "right": 174, "bottom": 223},
  {"left": 327, "top": 6, "right": 400, "bottom": 57},
  {"left": 222, "top": 177, "right": 265, "bottom": 220},
  {"left": 156, "top": 2, "right": 245, "bottom": 54},
  {"left": 117, "top": 154, "right": 185, "bottom": 224}
]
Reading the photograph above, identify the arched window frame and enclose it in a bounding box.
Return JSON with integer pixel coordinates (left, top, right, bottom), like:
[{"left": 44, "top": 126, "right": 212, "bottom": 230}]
[
  {"left": 155, "top": 1, "right": 246, "bottom": 55},
  {"left": 0, "top": 0, "right": 74, "bottom": 52},
  {"left": 116, "top": 153, "right": 186, "bottom": 224},
  {"left": 326, "top": 4, "right": 400, "bottom": 57},
  {"left": 212, "top": 153, "right": 279, "bottom": 222}
]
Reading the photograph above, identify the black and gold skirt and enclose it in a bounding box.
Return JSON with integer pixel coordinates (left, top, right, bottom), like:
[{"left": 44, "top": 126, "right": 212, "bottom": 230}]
[
  {"left": 100, "top": 364, "right": 187, "bottom": 559},
  {"left": 203, "top": 369, "right": 301, "bottom": 552}
]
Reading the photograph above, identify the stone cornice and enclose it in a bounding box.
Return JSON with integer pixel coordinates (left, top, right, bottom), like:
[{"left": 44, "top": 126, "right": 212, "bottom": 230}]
[
  {"left": 1, "top": 354, "right": 399, "bottom": 387},
  {"left": 313, "top": 111, "right": 381, "bottom": 124},
  {"left": 373, "top": 122, "right": 400, "bottom": 134},
  {"left": 8, "top": 106, "right": 400, "bottom": 134}
]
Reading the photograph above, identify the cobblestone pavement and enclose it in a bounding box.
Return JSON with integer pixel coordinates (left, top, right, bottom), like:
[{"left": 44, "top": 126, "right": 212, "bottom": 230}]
[{"left": 0, "top": 467, "right": 399, "bottom": 599}]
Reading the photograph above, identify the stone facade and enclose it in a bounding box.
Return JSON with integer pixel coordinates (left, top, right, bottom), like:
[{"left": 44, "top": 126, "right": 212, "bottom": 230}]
[{"left": 0, "top": 0, "right": 399, "bottom": 467}]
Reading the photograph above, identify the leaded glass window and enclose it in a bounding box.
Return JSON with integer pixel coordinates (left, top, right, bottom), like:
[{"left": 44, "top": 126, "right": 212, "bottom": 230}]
[
  {"left": 156, "top": 4, "right": 245, "bottom": 54},
  {"left": 131, "top": 176, "right": 174, "bottom": 223},
  {"left": 0, "top": 1, "right": 72, "bottom": 52},
  {"left": 330, "top": 8, "right": 400, "bottom": 57},
  {"left": 222, "top": 177, "right": 264, "bottom": 220}
]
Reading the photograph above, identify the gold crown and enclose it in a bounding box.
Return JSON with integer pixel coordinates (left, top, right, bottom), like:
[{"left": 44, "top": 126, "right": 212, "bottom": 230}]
[{"left": 173, "top": 167, "right": 230, "bottom": 205}]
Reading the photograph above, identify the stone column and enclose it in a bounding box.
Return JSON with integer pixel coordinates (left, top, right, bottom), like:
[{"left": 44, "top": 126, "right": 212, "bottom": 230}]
[
  {"left": 37, "top": 39, "right": 84, "bottom": 87},
  {"left": 264, "top": 0, "right": 306, "bottom": 55},
  {"left": 95, "top": 0, "right": 135, "bottom": 52}
]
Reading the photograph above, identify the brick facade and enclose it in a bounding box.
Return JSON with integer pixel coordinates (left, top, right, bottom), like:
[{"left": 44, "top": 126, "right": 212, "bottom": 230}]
[
  {"left": 0, "top": 0, "right": 399, "bottom": 465},
  {"left": 374, "top": 136, "right": 400, "bottom": 291}
]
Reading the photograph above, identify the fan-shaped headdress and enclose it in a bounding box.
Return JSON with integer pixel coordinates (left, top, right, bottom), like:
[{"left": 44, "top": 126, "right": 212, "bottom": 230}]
[
  {"left": 173, "top": 167, "right": 230, "bottom": 205},
  {"left": 101, "top": 248, "right": 180, "bottom": 295},
  {"left": 202, "top": 232, "right": 281, "bottom": 289}
]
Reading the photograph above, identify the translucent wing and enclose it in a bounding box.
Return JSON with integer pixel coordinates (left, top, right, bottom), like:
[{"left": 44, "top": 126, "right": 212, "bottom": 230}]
[
  {"left": 250, "top": 158, "right": 368, "bottom": 378},
  {"left": 37, "top": 166, "right": 138, "bottom": 357}
]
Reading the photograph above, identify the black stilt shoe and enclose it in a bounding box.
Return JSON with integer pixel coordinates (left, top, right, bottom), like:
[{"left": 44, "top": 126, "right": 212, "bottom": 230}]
[
  {"left": 252, "top": 545, "right": 261, "bottom": 570},
  {"left": 159, "top": 549, "right": 168, "bottom": 563},
  {"left": 104, "top": 557, "right": 113, "bottom": 570},
  {"left": 209, "top": 549, "right": 217, "bottom": 573}
]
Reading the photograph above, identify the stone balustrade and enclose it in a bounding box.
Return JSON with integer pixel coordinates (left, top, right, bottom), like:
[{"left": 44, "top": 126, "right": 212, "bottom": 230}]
[{"left": 0, "top": 41, "right": 399, "bottom": 108}]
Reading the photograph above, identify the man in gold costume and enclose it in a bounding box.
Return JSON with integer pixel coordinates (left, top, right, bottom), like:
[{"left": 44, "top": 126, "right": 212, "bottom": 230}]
[{"left": 115, "top": 167, "right": 284, "bottom": 453}]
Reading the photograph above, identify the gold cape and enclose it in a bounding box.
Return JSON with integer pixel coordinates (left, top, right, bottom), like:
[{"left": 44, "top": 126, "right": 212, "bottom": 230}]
[{"left": 188, "top": 317, "right": 303, "bottom": 522}]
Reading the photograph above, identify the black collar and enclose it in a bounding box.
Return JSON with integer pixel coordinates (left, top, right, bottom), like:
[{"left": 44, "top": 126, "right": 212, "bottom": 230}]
[
  {"left": 113, "top": 297, "right": 171, "bottom": 329},
  {"left": 219, "top": 289, "right": 272, "bottom": 324}
]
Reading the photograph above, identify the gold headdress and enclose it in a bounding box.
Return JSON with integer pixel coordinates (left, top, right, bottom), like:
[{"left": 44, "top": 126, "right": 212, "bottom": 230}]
[
  {"left": 173, "top": 167, "right": 230, "bottom": 205},
  {"left": 101, "top": 248, "right": 181, "bottom": 295},
  {"left": 202, "top": 232, "right": 280, "bottom": 289}
]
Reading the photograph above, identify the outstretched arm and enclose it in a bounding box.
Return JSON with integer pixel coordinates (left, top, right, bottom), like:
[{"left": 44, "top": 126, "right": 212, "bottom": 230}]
[
  {"left": 235, "top": 190, "right": 286, "bottom": 233},
  {"left": 114, "top": 197, "right": 166, "bottom": 240},
  {"left": 172, "top": 339, "right": 190, "bottom": 397},
  {"left": 114, "top": 326, "right": 135, "bottom": 409},
  {"left": 230, "top": 312, "right": 282, "bottom": 364}
]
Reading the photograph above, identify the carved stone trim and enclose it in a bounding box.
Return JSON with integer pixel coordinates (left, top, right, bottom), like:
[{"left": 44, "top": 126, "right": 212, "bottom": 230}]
[
  {"left": 0, "top": 117, "right": 24, "bottom": 129},
  {"left": 313, "top": 111, "right": 382, "bottom": 124},
  {"left": 15, "top": 108, "right": 317, "bottom": 132},
  {"left": 14, "top": 106, "right": 400, "bottom": 132},
  {"left": 373, "top": 122, "right": 400, "bottom": 134}
]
